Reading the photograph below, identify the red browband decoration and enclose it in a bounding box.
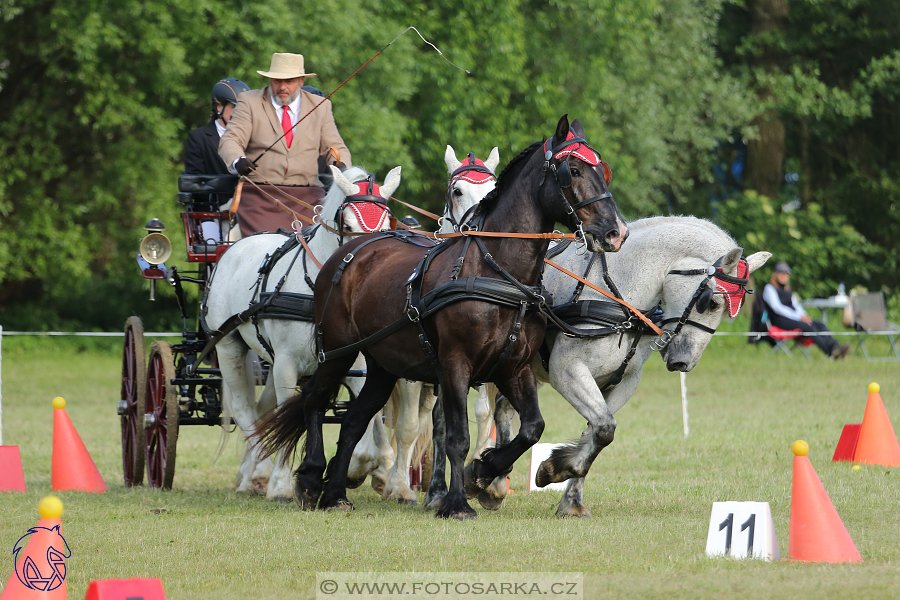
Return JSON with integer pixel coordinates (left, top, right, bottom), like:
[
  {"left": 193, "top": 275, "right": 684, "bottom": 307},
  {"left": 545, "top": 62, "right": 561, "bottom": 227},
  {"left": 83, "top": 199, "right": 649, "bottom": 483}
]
[
  {"left": 450, "top": 155, "right": 496, "bottom": 185},
  {"left": 717, "top": 259, "right": 749, "bottom": 318},
  {"left": 347, "top": 181, "right": 391, "bottom": 233}
]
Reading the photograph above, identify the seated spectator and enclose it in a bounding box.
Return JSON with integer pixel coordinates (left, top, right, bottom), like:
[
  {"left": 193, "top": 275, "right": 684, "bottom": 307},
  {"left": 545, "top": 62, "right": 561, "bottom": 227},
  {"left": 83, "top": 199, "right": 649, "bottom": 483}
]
[{"left": 762, "top": 261, "right": 851, "bottom": 359}]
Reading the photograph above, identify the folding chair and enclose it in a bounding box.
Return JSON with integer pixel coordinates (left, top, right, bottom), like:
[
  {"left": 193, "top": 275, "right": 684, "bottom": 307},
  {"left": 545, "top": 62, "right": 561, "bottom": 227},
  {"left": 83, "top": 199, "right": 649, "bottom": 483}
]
[
  {"left": 762, "top": 310, "right": 813, "bottom": 359},
  {"left": 849, "top": 292, "right": 900, "bottom": 361}
]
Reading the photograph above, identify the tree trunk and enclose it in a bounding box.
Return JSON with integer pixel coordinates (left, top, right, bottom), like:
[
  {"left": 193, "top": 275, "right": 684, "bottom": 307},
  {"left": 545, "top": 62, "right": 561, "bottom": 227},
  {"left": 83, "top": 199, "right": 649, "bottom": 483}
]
[{"left": 744, "top": 0, "right": 789, "bottom": 199}]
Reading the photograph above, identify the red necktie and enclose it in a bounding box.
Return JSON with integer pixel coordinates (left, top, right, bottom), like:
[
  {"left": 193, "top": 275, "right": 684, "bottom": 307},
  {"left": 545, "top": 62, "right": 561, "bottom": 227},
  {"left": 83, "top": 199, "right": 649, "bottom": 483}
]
[{"left": 282, "top": 106, "right": 293, "bottom": 149}]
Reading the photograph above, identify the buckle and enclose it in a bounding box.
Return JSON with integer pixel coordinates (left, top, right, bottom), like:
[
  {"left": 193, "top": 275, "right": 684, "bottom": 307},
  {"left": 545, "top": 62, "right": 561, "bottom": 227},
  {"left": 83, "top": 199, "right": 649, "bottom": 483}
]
[
  {"left": 407, "top": 306, "right": 421, "bottom": 322},
  {"left": 343, "top": 253, "right": 355, "bottom": 263},
  {"left": 317, "top": 350, "right": 326, "bottom": 363}
]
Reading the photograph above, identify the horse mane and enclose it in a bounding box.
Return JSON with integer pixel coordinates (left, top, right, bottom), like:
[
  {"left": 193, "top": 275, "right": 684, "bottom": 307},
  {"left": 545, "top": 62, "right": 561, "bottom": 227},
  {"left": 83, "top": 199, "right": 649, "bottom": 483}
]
[
  {"left": 628, "top": 215, "right": 737, "bottom": 247},
  {"left": 473, "top": 141, "right": 543, "bottom": 215}
]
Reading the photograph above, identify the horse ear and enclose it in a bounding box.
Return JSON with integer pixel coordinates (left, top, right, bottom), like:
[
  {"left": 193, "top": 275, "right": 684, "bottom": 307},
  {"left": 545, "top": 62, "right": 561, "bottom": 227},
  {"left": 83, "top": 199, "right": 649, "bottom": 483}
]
[
  {"left": 444, "top": 145, "right": 461, "bottom": 174},
  {"left": 745, "top": 251, "right": 773, "bottom": 274},
  {"left": 330, "top": 165, "right": 360, "bottom": 197},
  {"left": 571, "top": 118, "right": 585, "bottom": 138},
  {"left": 485, "top": 147, "right": 500, "bottom": 173},
  {"left": 720, "top": 247, "right": 743, "bottom": 274},
  {"left": 553, "top": 114, "right": 570, "bottom": 147},
  {"left": 380, "top": 166, "right": 402, "bottom": 199}
]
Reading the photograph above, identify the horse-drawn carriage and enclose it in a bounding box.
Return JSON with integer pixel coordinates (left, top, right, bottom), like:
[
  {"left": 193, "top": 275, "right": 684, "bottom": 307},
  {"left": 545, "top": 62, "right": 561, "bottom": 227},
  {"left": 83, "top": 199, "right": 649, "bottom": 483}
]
[{"left": 119, "top": 174, "right": 244, "bottom": 489}]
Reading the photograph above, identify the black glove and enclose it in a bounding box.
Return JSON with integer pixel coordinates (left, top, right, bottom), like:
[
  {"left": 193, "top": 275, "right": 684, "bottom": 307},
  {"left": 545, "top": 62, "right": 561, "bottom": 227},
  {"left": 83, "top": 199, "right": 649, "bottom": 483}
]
[{"left": 235, "top": 157, "right": 255, "bottom": 176}]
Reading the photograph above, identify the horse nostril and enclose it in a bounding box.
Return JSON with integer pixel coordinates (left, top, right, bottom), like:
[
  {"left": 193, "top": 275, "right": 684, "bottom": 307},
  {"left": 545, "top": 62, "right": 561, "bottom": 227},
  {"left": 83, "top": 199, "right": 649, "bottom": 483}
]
[{"left": 667, "top": 361, "right": 688, "bottom": 372}]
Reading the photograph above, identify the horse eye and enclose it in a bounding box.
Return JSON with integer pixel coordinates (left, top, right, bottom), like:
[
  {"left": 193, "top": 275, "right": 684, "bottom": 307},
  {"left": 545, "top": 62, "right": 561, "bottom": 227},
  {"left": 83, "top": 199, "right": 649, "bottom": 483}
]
[
  {"left": 453, "top": 188, "right": 463, "bottom": 197},
  {"left": 570, "top": 168, "right": 581, "bottom": 177}
]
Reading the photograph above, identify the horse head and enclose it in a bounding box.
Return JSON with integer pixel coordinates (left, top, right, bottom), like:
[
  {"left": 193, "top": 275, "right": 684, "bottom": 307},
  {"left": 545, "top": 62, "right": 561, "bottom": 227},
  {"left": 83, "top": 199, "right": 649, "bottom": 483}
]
[
  {"left": 14, "top": 525, "right": 71, "bottom": 591},
  {"left": 329, "top": 165, "right": 401, "bottom": 235},
  {"left": 443, "top": 145, "right": 499, "bottom": 231},
  {"left": 660, "top": 247, "right": 771, "bottom": 371},
  {"left": 543, "top": 115, "right": 628, "bottom": 253}
]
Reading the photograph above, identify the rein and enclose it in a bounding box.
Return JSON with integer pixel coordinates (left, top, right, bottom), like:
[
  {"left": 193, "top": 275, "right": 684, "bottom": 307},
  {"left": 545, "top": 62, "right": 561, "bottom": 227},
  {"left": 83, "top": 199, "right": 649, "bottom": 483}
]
[{"left": 543, "top": 258, "right": 662, "bottom": 335}]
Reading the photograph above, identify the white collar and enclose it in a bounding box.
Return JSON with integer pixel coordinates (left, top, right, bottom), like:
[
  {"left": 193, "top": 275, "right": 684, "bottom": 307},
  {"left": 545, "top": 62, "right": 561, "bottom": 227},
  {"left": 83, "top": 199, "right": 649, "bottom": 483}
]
[
  {"left": 215, "top": 119, "right": 226, "bottom": 137},
  {"left": 270, "top": 86, "right": 302, "bottom": 116}
]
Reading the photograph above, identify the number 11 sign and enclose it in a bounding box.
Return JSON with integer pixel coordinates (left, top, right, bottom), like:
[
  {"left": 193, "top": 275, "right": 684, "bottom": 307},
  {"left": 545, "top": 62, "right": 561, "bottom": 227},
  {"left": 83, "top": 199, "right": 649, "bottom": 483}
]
[{"left": 705, "top": 501, "right": 780, "bottom": 560}]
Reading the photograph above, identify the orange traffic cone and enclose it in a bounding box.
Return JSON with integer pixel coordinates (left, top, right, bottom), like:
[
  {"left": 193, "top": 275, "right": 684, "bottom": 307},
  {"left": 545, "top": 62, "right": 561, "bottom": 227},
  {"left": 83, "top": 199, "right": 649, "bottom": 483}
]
[
  {"left": 51, "top": 397, "right": 106, "bottom": 493},
  {"left": 84, "top": 579, "right": 166, "bottom": 600},
  {"left": 853, "top": 383, "right": 900, "bottom": 468},
  {"left": 788, "top": 440, "right": 862, "bottom": 563},
  {"left": 0, "top": 496, "right": 68, "bottom": 600}
]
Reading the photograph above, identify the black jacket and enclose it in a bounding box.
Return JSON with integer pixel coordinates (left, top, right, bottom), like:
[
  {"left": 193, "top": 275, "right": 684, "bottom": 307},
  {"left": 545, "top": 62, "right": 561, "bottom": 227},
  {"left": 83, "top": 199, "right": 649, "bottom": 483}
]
[{"left": 184, "top": 120, "right": 232, "bottom": 206}]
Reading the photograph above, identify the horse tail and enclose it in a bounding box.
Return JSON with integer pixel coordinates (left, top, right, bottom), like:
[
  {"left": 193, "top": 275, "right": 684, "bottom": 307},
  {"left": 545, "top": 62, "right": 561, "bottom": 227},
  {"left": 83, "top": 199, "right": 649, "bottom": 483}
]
[{"left": 253, "top": 390, "right": 309, "bottom": 461}]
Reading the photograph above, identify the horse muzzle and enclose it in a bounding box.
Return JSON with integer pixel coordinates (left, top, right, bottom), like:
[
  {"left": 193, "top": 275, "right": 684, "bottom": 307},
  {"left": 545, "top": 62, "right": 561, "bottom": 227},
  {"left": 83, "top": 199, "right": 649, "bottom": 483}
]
[{"left": 585, "top": 219, "right": 628, "bottom": 253}]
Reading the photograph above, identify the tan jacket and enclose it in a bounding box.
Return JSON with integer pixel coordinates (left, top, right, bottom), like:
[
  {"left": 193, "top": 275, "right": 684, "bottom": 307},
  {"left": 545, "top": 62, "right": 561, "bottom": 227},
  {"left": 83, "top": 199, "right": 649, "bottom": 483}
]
[{"left": 219, "top": 87, "right": 352, "bottom": 187}]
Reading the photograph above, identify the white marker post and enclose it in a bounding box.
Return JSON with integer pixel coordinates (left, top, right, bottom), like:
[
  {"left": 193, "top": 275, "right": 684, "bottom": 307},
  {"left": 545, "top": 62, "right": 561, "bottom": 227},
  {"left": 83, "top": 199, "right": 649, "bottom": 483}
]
[{"left": 680, "top": 371, "right": 689, "bottom": 438}]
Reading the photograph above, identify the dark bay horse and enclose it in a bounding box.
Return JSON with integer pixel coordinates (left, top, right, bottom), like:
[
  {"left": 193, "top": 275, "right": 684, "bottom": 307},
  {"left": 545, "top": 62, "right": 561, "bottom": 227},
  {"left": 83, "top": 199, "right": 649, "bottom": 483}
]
[{"left": 256, "top": 115, "right": 628, "bottom": 519}]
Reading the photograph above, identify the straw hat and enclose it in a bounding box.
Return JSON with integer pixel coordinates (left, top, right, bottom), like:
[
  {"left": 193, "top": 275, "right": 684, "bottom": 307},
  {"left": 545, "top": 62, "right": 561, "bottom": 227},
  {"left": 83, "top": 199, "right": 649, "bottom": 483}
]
[{"left": 257, "top": 53, "right": 317, "bottom": 79}]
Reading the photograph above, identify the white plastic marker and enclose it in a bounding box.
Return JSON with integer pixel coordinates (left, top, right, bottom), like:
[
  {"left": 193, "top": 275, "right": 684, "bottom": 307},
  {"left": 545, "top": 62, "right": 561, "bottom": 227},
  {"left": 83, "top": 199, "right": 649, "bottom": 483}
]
[{"left": 680, "top": 371, "right": 689, "bottom": 438}]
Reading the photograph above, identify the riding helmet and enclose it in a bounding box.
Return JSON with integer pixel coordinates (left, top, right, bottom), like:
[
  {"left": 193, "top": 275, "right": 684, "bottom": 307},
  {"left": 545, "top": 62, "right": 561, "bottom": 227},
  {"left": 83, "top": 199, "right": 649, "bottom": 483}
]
[{"left": 211, "top": 78, "right": 251, "bottom": 107}]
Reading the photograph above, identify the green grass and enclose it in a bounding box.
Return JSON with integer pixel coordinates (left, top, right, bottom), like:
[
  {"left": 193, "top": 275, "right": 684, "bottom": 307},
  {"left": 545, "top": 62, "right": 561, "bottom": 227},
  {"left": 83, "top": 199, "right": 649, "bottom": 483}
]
[{"left": 1, "top": 335, "right": 899, "bottom": 599}]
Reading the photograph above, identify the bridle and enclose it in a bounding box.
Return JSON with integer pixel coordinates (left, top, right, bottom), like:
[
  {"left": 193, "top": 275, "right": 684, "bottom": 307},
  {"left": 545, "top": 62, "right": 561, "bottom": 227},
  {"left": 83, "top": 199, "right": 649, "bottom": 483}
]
[
  {"left": 443, "top": 153, "right": 496, "bottom": 232},
  {"left": 539, "top": 132, "right": 614, "bottom": 248},
  {"left": 314, "top": 173, "right": 392, "bottom": 246},
  {"left": 650, "top": 255, "right": 751, "bottom": 352}
]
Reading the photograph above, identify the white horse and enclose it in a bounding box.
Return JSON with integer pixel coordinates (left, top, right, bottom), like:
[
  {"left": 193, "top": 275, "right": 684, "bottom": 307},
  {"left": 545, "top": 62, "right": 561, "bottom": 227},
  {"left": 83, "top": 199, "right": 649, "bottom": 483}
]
[
  {"left": 471, "top": 216, "right": 771, "bottom": 515},
  {"left": 346, "top": 145, "right": 501, "bottom": 505},
  {"left": 204, "top": 165, "right": 401, "bottom": 500}
]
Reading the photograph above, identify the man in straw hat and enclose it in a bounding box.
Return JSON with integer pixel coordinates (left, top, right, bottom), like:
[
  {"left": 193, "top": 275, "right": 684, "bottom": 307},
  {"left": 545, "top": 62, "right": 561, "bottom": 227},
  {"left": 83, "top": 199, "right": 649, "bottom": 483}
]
[{"left": 219, "top": 52, "right": 351, "bottom": 237}]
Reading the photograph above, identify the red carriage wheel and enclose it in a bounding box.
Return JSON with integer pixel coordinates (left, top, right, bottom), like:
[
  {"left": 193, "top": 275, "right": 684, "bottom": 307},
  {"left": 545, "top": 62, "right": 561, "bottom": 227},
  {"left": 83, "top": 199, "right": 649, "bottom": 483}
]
[
  {"left": 120, "top": 316, "right": 146, "bottom": 487},
  {"left": 144, "top": 341, "right": 179, "bottom": 489}
]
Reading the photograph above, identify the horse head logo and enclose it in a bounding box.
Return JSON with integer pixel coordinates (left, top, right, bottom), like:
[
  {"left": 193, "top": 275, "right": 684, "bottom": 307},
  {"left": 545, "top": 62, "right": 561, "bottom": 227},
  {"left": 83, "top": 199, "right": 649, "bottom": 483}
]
[{"left": 13, "top": 525, "right": 71, "bottom": 591}]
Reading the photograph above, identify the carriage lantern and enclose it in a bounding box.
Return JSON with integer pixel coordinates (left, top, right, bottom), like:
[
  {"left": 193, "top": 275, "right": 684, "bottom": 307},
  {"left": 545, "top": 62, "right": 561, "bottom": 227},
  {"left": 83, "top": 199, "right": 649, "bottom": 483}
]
[{"left": 138, "top": 218, "right": 172, "bottom": 301}]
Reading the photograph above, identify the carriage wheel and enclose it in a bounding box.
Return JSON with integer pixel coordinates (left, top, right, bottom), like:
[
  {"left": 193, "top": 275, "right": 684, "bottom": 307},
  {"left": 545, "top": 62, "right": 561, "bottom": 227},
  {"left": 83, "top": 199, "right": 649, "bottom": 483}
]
[
  {"left": 120, "top": 316, "right": 146, "bottom": 487},
  {"left": 144, "top": 341, "right": 179, "bottom": 490}
]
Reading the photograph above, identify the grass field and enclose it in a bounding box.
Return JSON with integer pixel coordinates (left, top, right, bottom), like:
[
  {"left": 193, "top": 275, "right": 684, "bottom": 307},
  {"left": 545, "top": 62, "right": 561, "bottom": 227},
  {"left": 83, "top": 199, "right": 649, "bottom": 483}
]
[{"left": 1, "top": 333, "right": 899, "bottom": 599}]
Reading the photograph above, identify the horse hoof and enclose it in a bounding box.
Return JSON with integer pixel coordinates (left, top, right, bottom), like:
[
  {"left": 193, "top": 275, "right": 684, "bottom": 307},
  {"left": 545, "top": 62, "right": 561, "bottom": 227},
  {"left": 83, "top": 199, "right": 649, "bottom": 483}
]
[
  {"left": 346, "top": 477, "right": 366, "bottom": 490},
  {"left": 556, "top": 504, "right": 591, "bottom": 518},
  {"left": 435, "top": 500, "right": 477, "bottom": 520},
  {"left": 295, "top": 492, "right": 320, "bottom": 510},
  {"left": 271, "top": 496, "right": 293, "bottom": 504},
  {"left": 371, "top": 476, "right": 386, "bottom": 495},
  {"left": 396, "top": 497, "right": 418, "bottom": 506},
  {"left": 463, "top": 462, "right": 484, "bottom": 498},
  {"left": 535, "top": 461, "right": 555, "bottom": 488},
  {"left": 423, "top": 492, "right": 446, "bottom": 511},
  {"left": 477, "top": 490, "right": 504, "bottom": 511},
  {"left": 324, "top": 499, "right": 354, "bottom": 512}
]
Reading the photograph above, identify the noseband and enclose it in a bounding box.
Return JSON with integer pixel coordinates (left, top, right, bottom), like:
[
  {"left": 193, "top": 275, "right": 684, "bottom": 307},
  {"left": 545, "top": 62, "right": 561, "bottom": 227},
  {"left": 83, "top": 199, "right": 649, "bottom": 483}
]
[
  {"left": 650, "top": 255, "right": 751, "bottom": 352},
  {"left": 539, "top": 133, "right": 614, "bottom": 245}
]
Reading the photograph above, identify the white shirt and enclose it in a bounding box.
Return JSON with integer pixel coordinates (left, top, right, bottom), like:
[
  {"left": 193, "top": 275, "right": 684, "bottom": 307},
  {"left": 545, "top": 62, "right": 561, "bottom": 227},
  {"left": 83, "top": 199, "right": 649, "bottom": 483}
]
[
  {"left": 762, "top": 283, "right": 807, "bottom": 321},
  {"left": 228, "top": 91, "right": 302, "bottom": 175},
  {"left": 270, "top": 92, "right": 302, "bottom": 128},
  {"left": 215, "top": 119, "right": 226, "bottom": 137}
]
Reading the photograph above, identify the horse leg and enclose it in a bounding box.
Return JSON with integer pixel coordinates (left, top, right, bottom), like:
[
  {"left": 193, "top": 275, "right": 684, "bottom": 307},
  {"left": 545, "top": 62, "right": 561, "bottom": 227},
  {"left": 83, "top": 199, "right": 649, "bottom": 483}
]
[
  {"left": 368, "top": 387, "right": 398, "bottom": 495},
  {"left": 423, "top": 390, "right": 448, "bottom": 510},
  {"left": 471, "top": 384, "right": 496, "bottom": 461},
  {"left": 556, "top": 477, "right": 591, "bottom": 518},
  {"left": 267, "top": 356, "right": 303, "bottom": 501},
  {"left": 383, "top": 380, "right": 423, "bottom": 504},
  {"left": 436, "top": 371, "right": 479, "bottom": 520},
  {"left": 538, "top": 357, "right": 619, "bottom": 488},
  {"left": 318, "top": 360, "right": 398, "bottom": 511},
  {"left": 477, "top": 390, "right": 516, "bottom": 509},
  {"left": 248, "top": 375, "right": 277, "bottom": 494},
  {"left": 292, "top": 358, "right": 352, "bottom": 509},
  {"left": 346, "top": 415, "right": 383, "bottom": 489},
  {"left": 465, "top": 370, "right": 544, "bottom": 501},
  {"left": 217, "top": 334, "right": 269, "bottom": 495}
]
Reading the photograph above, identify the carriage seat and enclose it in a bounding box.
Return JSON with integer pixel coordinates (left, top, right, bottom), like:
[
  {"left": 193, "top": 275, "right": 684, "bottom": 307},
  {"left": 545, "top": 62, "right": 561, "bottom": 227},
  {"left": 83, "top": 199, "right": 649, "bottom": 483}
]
[
  {"left": 177, "top": 173, "right": 239, "bottom": 197},
  {"left": 767, "top": 323, "right": 813, "bottom": 359}
]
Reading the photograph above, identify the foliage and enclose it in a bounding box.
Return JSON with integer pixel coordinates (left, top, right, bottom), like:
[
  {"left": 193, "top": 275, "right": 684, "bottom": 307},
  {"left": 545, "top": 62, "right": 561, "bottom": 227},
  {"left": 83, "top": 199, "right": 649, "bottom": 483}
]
[
  {"left": 1, "top": 0, "right": 898, "bottom": 329},
  {"left": 716, "top": 190, "right": 886, "bottom": 299}
]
